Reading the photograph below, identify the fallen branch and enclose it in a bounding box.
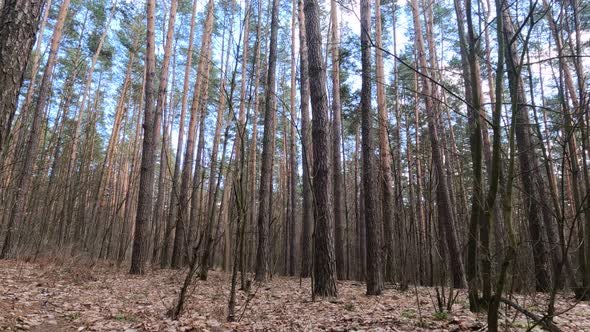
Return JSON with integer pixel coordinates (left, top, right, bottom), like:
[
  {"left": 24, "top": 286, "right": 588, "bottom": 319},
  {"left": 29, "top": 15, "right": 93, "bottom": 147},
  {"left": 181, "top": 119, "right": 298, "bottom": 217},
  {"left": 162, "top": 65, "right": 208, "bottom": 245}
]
[{"left": 499, "top": 297, "right": 560, "bottom": 332}]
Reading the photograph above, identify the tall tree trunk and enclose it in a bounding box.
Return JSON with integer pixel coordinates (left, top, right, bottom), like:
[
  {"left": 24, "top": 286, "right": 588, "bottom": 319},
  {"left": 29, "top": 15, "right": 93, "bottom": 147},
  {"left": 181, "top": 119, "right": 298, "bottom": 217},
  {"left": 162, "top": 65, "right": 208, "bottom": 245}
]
[
  {"left": 162, "top": 0, "right": 199, "bottom": 269},
  {"left": 354, "top": 124, "right": 366, "bottom": 280},
  {"left": 360, "top": 0, "right": 384, "bottom": 295},
  {"left": 466, "top": 0, "right": 493, "bottom": 306},
  {"left": 151, "top": 0, "right": 178, "bottom": 265},
  {"left": 245, "top": 0, "right": 267, "bottom": 282},
  {"left": 255, "top": 0, "right": 279, "bottom": 283},
  {"left": 537, "top": 0, "right": 590, "bottom": 297},
  {"left": 412, "top": 71, "right": 427, "bottom": 285},
  {"left": 330, "top": 0, "right": 345, "bottom": 281},
  {"left": 235, "top": 0, "right": 251, "bottom": 287},
  {"left": 375, "top": 0, "right": 395, "bottom": 283},
  {"left": 129, "top": 0, "right": 157, "bottom": 275},
  {"left": 288, "top": 0, "right": 297, "bottom": 277},
  {"left": 298, "top": 0, "right": 313, "bottom": 279},
  {"left": 118, "top": 93, "right": 144, "bottom": 264},
  {"left": 304, "top": 0, "right": 338, "bottom": 297}
]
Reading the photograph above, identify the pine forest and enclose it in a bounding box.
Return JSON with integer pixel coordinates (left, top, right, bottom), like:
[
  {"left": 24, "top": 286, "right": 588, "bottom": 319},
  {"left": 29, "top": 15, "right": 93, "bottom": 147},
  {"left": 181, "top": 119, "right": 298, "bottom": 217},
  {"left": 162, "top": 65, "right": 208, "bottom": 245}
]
[{"left": 0, "top": 0, "right": 590, "bottom": 330}]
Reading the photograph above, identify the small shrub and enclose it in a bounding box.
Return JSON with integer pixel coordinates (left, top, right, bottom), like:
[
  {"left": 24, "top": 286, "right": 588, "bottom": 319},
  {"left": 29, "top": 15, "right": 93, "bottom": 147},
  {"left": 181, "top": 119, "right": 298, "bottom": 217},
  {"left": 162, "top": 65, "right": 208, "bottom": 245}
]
[
  {"left": 64, "top": 312, "right": 80, "bottom": 321},
  {"left": 401, "top": 309, "right": 416, "bottom": 319},
  {"left": 113, "top": 313, "right": 136, "bottom": 321},
  {"left": 433, "top": 311, "right": 449, "bottom": 321}
]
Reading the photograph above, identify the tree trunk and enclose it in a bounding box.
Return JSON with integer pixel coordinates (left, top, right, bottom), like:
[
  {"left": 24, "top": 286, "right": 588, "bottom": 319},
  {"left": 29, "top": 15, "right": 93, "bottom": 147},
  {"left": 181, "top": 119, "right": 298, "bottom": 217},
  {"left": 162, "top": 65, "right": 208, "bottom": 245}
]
[
  {"left": 161, "top": 0, "right": 197, "bottom": 268},
  {"left": 0, "top": 0, "right": 45, "bottom": 160},
  {"left": 330, "top": 0, "right": 345, "bottom": 281},
  {"left": 375, "top": 0, "right": 395, "bottom": 283},
  {"left": 298, "top": 0, "right": 313, "bottom": 279},
  {"left": 304, "top": 0, "right": 338, "bottom": 297},
  {"left": 8, "top": 0, "right": 51, "bottom": 157},
  {"left": 151, "top": 0, "right": 178, "bottom": 265},
  {"left": 245, "top": 0, "right": 267, "bottom": 284},
  {"left": 360, "top": 0, "right": 384, "bottom": 295},
  {"left": 235, "top": 0, "right": 251, "bottom": 287},
  {"left": 255, "top": 0, "right": 279, "bottom": 283},
  {"left": 129, "top": 0, "right": 157, "bottom": 275},
  {"left": 288, "top": 0, "right": 297, "bottom": 277}
]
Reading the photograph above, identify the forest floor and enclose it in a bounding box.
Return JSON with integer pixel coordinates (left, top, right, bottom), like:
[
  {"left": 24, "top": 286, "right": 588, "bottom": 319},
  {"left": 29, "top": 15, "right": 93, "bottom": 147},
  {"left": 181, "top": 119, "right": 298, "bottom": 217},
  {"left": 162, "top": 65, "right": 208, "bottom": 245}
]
[{"left": 1, "top": 259, "right": 589, "bottom": 331}]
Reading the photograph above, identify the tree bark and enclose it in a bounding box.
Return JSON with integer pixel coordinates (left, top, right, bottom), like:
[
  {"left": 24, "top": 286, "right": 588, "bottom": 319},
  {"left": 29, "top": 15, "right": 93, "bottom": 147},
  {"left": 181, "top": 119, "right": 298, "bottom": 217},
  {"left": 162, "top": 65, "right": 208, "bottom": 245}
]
[
  {"left": 298, "top": 0, "right": 313, "bottom": 279},
  {"left": 304, "top": 0, "right": 338, "bottom": 297},
  {"left": 255, "top": 0, "right": 279, "bottom": 283},
  {"left": 330, "top": 0, "right": 345, "bottom": 281},
  {"left": 375, "top": 0, "right": 395, "bottom": 283},
  {"left": 288, "top": 0, "right": 298, "bottom": 277},
  {"left": 129, "top": 0, "right": 157, "bottom": 275},
  {"left": 360, "top": 0, "right": 384, "bottom": 295},
  {"left": 151, "top": 0, "right": 178, "bottom": 265},
  {"left": 0, "top": 0, "right": 45, "bottom": 160}
]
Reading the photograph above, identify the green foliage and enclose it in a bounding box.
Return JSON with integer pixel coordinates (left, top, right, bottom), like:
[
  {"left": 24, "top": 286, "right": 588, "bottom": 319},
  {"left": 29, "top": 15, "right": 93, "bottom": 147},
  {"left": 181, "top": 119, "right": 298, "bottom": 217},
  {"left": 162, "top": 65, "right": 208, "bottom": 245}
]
[
  {"left": 432, "top": 311, "right": 449, "bottom": 321},
  {"left": 401, "top": 309, "right": 416, "bottom": 319},
  {"left": 112, "top": 313, "right": 136, "bottom": 322},
  {"left": 64, "top": 312, "right": 81, "bottom": 321}
]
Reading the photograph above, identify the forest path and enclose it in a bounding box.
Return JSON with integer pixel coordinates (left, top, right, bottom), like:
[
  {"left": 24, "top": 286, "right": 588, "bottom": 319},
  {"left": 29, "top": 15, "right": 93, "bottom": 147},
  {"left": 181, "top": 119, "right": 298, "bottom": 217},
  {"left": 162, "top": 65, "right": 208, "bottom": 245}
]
[{"left": 0, "top": 260, "right": 587, "bottom": 331}]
